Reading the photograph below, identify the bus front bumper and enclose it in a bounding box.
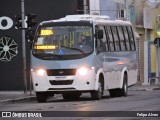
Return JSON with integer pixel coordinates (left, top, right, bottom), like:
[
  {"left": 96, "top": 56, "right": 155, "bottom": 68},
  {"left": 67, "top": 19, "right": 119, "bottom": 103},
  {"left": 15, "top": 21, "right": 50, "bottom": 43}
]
[{"left": 31, "top": 67, "right": 96, "bottom": 93}]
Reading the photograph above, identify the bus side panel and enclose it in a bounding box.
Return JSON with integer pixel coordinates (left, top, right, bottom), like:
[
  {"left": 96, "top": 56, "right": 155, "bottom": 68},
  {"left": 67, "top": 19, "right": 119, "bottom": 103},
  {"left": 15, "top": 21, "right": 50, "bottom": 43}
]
[
  {"left": 102, "top": 51, "right": 137, "bottom": 90},
  {"left": 128, "top": 69, "right": 138, "bottom": 86}
]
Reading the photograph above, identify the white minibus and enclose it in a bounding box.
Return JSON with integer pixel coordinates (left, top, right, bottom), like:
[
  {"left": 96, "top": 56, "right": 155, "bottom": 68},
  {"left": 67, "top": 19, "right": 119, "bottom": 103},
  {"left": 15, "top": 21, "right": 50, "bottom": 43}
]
[{"left": 31, "top": 15, "right": 138, "bottom": 102}]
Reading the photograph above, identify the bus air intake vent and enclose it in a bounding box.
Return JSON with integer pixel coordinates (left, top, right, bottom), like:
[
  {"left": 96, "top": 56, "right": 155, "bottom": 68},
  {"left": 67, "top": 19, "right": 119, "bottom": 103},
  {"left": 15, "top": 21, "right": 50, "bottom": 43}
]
[
  {"left": 49, "top": 80, "right": 73, "bottom": 85},
  {"left": 46, "top": 69, "right": 76, "bottom": 76}
]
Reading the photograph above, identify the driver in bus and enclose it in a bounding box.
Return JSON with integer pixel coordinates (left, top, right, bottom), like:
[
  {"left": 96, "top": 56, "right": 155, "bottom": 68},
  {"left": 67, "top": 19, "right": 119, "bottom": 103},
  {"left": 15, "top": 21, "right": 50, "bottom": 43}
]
[
  {"left": 75, "top": 34, "right": 92, "bottom": 53},
  {"left": 79, "top": 35, "right": 87, "bottom": 45}
]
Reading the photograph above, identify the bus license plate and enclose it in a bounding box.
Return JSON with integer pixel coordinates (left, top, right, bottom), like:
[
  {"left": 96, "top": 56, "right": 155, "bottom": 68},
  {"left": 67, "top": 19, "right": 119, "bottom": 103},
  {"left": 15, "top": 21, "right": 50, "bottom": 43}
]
[{"left": 55, "top": 76, "right": 67, "bottom": 80}]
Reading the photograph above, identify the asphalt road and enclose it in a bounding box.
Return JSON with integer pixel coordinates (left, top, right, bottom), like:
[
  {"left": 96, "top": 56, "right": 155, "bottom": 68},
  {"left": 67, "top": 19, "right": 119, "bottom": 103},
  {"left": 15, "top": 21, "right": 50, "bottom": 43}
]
[{"left": 0, "top": 90, "right": 160, "bottom": 120}]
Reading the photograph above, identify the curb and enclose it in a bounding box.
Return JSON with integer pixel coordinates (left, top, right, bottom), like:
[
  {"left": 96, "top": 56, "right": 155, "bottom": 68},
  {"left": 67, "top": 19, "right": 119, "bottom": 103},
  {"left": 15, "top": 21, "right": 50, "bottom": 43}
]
[
  {"left": 0, "top": 94, "right": 62, "bottom": 105},
  {"left": 1, "top": 87, "right": 160, "bottom": 105},
  {"left": 129, "top": 87, "right": 160, "bottom": 91},
  {"left": 0, "top": 96, "right": 36, "bottom": 105},
  {"left": 153, "top": 87, "right": 160, "bottom": 90}
]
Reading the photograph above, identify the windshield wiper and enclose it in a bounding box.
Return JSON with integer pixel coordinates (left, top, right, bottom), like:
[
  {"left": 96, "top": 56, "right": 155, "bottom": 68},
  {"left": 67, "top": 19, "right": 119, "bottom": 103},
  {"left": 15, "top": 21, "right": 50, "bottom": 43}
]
[{"left": 61, "top": 46, "right": 86, "bottom": 55}]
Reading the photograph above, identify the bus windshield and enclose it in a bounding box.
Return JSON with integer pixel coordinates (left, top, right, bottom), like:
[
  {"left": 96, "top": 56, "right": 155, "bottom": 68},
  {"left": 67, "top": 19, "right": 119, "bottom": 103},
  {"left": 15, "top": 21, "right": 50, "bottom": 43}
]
[{"left": 33, "top": 26, "right": 93, "bottom": 60}]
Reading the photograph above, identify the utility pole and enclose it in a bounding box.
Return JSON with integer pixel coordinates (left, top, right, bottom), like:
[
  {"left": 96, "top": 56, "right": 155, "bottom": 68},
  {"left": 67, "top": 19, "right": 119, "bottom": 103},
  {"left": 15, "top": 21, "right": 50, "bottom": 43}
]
[
  {"left": 21, "top": 0, "right": 27, "bottom": 93},
  {"left": 156, "top": 40, "right": 159, "bottom": 83},
  {"left": 83, "top": 0, "right": 87, "bottom": 14},
  {"left": 125, "top": 0, "right": 129, "bottom": 21}
]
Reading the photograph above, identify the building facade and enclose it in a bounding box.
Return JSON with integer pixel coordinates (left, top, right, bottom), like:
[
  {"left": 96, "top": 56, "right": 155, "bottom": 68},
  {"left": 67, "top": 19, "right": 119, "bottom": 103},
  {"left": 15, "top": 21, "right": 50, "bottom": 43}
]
[
  {"left": 89, "top": 0, "right": 160, "bottom": 84},
  {"left": 89, "top": 0, "right": 118, "bottom": 19},
  {"left": 134, "top": 0, "right": 160, "bottom": 84}
]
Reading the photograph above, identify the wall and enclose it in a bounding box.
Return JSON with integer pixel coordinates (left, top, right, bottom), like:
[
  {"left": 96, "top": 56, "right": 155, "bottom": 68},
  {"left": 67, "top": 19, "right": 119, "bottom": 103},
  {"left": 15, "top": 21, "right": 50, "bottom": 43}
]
[
  {"left": 0, "top": 0, "right": 79, "bottom": 90},
  {"left": 100, "top": 0, "right": 117, "bottom": 20},
  {"left": 135, "top": 0, "right": 160, "bottom": 83}
]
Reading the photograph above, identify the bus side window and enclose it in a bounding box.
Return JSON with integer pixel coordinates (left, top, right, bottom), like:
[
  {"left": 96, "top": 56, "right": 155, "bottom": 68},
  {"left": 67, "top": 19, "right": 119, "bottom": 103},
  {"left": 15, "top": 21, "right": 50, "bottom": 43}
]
[
  {"left": 105, "top": 26, "right": 110, "bottom": 51},
  {"left": 99, "top": 26, "right": 109, "bottom": 52},
  {"left": 123, "top": 26, "right": 130, "bottom": 51},
  {"left": 106, "top": 26, "right": 114, "bottom": 51},
  {"left": 127, "top": 26, "right": 135, "bottom": 50},
  {"left": 117, "top": 26, "right": 126, "bottom": 51},
  {"left": 111, "top": 26, "right": 120, "bottom": 51}
]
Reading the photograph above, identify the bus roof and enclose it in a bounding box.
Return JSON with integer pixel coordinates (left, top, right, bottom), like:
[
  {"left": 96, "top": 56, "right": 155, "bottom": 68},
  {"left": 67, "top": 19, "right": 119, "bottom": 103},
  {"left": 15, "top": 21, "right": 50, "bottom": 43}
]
[{"left": 40, "top": 14, "right": 132, "bottom": 26}]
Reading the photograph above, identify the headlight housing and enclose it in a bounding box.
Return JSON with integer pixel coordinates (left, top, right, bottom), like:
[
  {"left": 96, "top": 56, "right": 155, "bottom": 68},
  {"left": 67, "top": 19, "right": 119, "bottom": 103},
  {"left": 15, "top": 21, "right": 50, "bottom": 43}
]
[
  {"left": 78, "top": 67, "right": 90, "bottom": 76},
  {"left": 36, "top": 69, "right": 45, "bottom": 76}
]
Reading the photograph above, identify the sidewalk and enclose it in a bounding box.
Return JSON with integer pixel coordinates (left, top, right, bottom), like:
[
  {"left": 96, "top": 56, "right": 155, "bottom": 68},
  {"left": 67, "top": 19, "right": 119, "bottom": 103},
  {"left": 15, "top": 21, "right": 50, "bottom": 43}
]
[
  {"left": 0, "top": 84, "right": 160, "bottom": 105},
  {"left": 0, "top": 91, "right": 36, "bottom": 105},
  {"left": 128, "top": 84, "right": 160, "bottom": 91}
]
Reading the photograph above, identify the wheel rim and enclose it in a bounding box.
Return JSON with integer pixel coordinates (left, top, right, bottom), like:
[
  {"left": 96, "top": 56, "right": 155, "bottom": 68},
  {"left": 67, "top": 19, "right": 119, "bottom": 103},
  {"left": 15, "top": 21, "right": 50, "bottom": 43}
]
[
  {"left": 124, "top": 81, "right": 127, "bottom": 93},
  {"left": 98, "top": 82, "right": 102, "bottom": 96}
]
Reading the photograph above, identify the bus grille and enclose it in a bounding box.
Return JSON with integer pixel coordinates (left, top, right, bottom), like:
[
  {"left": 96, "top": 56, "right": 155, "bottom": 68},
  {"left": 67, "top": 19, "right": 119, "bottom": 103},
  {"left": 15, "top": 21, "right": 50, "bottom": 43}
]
[
  {"left": 46, "top": 69, "right": 77, "bottom": 76},
  {"left": 49, "top": 80, "right": 73, "bottom": 85},
  {"left": 48, "top": 88, "right": 76, "bottom": 91}
]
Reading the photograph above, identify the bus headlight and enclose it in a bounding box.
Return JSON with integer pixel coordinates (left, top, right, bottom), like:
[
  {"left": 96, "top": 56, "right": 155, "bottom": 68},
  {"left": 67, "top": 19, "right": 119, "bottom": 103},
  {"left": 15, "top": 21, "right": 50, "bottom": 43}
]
[
  {"left": 37, "top": 69, "right": 45, "bottom": 76},
  {"left": 78, "top": 67, "right": 89, "bottom": 76}
]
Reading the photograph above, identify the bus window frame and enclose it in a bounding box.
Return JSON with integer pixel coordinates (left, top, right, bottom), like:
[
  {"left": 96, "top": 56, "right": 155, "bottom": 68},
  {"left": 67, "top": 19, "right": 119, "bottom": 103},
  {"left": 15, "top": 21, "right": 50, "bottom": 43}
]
[
  {"left": 122, "top": 26, "right": 130, "bottom": 51},
  {"left": 110, "top": 26, "right": 116, "bottom": 51},
  {"left": 129, "top": 26, "right": 136, "bottom": 50},
  {"left": 120, "top": 26, "right": 127, "bottom": 51},
  {"left": 96, "top": 25, "right": 108, "bottom": 52},
  {"left": 95, "top": 24, "right": 136, "bottom": 52},
  {"left": 104, "top": 26, "right": 110, "bottom": 51},
  {"left": 117, "top": 26, "right": 127, "bottom": 51},
  {"left": 125, "top": 26, "right": 132, "bottom": 50},
  {"left": 115, "top": 26, "right": 121, "bottom": 51}
]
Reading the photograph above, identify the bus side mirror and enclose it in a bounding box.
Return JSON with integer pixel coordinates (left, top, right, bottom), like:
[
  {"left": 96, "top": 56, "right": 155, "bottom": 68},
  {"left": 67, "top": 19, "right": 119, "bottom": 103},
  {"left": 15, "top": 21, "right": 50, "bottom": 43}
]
[
  {"left": 97, "top": 29, "right": 103, "bottom": 39},
  {"left": 26, "top": 30, "right": 35, "bottom": 42}
]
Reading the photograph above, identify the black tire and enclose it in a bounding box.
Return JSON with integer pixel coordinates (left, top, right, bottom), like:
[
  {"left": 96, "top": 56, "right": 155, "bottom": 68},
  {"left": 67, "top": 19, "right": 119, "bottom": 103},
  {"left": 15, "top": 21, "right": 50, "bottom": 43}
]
[
  {"left": 120, "top": 74, "right": 128, "bottom": 97},
  {"left": 62, "top": 92, "right": 81, "bottom": 100},
  {"left": 91, "top": 80, "right": 103, "bottom": 100},
  {"left": 109, "top": 74, "right": 128, "bottom": 97},
  {"left": 36, "top": 92, "right": 47, "bottom": 103},
  {"left": 109, "top": 89, "right": 118, "bottom": 97}
]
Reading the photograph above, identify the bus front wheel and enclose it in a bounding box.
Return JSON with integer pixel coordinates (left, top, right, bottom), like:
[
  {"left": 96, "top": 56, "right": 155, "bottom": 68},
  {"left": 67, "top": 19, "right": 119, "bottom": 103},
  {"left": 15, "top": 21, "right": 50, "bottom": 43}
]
[
  {"left": 36, "top": 92, "right": 47, "bottom": 103},
  {"left": 91, "top": 80, "right": 103, "bottom": 100}
]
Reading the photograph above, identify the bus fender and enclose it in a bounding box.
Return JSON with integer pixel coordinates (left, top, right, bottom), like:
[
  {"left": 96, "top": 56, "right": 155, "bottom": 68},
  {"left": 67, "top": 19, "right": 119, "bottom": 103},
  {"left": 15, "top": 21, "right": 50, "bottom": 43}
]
[
  {"left": 95, "top": 68, "right": 104, "bottom": 90},
  {"left": 120, "top": 67, "right": 128, "bottom": 89}
]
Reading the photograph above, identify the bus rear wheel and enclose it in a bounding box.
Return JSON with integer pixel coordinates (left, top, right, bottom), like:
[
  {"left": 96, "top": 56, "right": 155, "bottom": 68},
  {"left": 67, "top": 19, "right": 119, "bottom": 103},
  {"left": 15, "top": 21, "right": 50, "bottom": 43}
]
[
  {"left": 109, "top": 74, "right": 128, "bottom": 97},
  {"left": 36, "top": 92, "right": 47, "bottom": 103},
  {"left": 120, "top": 74, "right": 128, "bottom": 97}
]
